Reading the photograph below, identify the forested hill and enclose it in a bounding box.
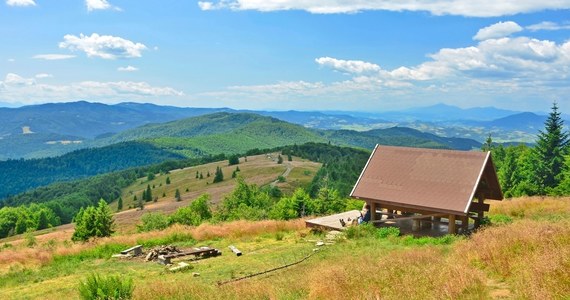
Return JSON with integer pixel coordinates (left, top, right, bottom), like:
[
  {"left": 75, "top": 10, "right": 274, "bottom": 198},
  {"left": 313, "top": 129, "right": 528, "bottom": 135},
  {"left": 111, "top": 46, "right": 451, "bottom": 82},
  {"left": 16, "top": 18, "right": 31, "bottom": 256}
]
[
  {"left": 1, "top": 112, "right": 482, "bottom": 198},
  {"left": 99, "top": 112, "right": 480, "bottom": 151},
  {"left": 0, "top": 142, "right": 184, "bottom": 198},
  {"left": 96, "top": 112, "right": 324, "bottom": 145}
]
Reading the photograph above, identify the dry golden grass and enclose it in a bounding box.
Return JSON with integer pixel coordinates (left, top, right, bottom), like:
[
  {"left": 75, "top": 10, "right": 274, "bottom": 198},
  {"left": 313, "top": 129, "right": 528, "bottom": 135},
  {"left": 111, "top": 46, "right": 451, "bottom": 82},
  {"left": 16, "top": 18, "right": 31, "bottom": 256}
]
[
  {"left": 0, "top": 219, "right": 305, "bottom": 273},
  {"left": 456, "top": 219, "right": 570, "bottom": 299},
  {"left": 491, "top": 196, "right": 570, "bottom": 219},
  {"left": 306, "top": 247, "right": 485, "bottom": 300}
]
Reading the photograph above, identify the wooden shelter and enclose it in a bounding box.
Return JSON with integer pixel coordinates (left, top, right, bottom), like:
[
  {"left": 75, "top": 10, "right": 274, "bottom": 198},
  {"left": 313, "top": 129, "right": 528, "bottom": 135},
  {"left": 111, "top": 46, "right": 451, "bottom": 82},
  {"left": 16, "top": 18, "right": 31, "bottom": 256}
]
[{"left": 350, "top": 145, "right": 503, "bottom": 234}]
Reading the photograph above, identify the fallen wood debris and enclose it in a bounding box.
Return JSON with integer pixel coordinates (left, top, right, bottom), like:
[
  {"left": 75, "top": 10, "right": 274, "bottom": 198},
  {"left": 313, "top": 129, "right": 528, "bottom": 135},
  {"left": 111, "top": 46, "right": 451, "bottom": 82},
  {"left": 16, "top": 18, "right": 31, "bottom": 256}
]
[
  {"left": 121, "top": 245, "right": 143, "bottom": 256},
  {"left": 145, "top": 245, "right": 181, "bottom": 262},
  {"left": 228, "top": 245, "right": 242, "bottom": 256},
  {"left": 158, "top": 246, "right": 222, "bottom": 265}
]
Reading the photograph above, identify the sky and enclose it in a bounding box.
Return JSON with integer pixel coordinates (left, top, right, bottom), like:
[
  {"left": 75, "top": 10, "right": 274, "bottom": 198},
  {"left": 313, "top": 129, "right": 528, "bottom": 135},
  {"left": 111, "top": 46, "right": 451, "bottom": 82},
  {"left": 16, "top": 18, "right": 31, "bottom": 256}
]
[{"left": 1, "top": 0, "right": 570, "bottom": 112}]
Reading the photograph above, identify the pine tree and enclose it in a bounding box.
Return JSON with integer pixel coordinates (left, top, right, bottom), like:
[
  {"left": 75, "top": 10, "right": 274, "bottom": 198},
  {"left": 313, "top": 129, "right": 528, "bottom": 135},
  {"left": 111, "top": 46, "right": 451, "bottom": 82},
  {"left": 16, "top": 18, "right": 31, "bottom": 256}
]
[
  {"left": 196, "top": 171, "right": 199, "bottom": 179},
  {"left": 213, "top": 166, "right": 224, "bottom": 183},
  {"left": 166, "top": 177, "right": 171, "bottom": 185},
  {"left": 117, "top": 197, "right": 123, "bottom": 211},
  {"left": 277, "top": 155, "right": 283, "bottom": 164},
  {"left": 145, "top": 185, "right": 153, "bottom": 202},
  {"left": 207, "top": 171, "right": 210, "bottom": 177},
  {"left": 482, "top": 134, "right": 493, "bottom": 152},
  {"left": 287, "top": 153, "right": 292, "bottom": 161},
  {"left": 199, "top": 172, "right": 204, "bottom": 179},
  {"left": 175, "top": 189, "right": 181, "bottom": 202},
  {"left": 533, "top": 102, "right": 569, "bottom": 193}
]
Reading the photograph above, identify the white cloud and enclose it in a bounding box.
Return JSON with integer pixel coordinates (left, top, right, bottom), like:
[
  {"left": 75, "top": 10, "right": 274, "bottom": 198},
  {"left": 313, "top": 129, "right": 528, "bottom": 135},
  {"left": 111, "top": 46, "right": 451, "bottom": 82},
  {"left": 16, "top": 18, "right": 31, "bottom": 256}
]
[
  {"left": 85, "top": 0, "right": 120, "bottom": 11},
  {"left": 35, "top": 73, "right": 53, "bottom": 79},
  {"left": 197, "top": 1, "right": 570, "bottom": 17},
  {"left": 33, "top": 54, "right": 76, "bottom": 60},
  {"left": 200, "top": 30, "right": 570, "bottom": 111},
  {"left": 7, "top": 58, "right": 15, "bottom": 62},
  {"left": 59, "top": 33, "right": 147, "bottom": 59},
  {"left": 6, "top": 0, "right": 36, "bottom": 7},
  {"left": 473, "top": 21, "right": 523, "bottom": 40},
  {"left": 316, "top": 57, "right": 381, "bottom": 74},
  {"left": 117, "top": 65, "right": 139, "bottom": 72},
  {"left": 527, "top": 21, "right": 570, "bottom": 31},
  {"left": 0, "top": 73, "right": 184, "bottom": 104},
  {"left": 4, "top": 73, "right": 35, "bottom": 86}
]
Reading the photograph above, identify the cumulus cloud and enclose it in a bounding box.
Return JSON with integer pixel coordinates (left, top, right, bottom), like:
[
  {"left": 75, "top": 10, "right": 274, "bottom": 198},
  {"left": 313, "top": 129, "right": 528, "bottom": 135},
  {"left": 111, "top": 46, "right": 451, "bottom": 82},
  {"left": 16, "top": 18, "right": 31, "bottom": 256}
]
[
  {"left": 316, "top": 57, "right": 381, "bottom": 74},
  {"left": 33, "top": 54, "right": 76, "bottom": 60},
  {"left": 86, "top": 0, "right": 120, "bottom": 11},
  {"left": 202, "top": 27, "right": 570, "bottom": 111},
  {"left": 7, "top": 58, "right": 15, "bottom": 62},
  {"left": 473, "top": 21, "right": 523, "bottom": 40},
  {"left": 117, "top": 66, "right": 139, "bottom": 72},
  {"left": 35, "top": 73, "right": 53, "bottom": 79},
  {"left": 3, "top": 73, "right": 35, "bottom": 86},
  {"left": 0, "top": 73, "right": 184, "bottom": 103},
  {"left": 6, "top": 0, "right": 36, "bottom": 7},
  {"left": 197, "top": 0, "right": 570, "bottom": 17},
  {"left": 59, "top": 33, "right": 147, "bottom": 59},
  {"left": 527, "top": 21, "right": 570, "bottom": 31}
]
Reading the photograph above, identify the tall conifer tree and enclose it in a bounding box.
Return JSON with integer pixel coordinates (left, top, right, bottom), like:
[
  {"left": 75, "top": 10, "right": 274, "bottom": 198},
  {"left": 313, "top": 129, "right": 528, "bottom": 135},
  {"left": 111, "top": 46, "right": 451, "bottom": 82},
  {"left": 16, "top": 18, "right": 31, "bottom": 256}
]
[{"left": 533, "top": 102, "right": 569, "bottom": 193}]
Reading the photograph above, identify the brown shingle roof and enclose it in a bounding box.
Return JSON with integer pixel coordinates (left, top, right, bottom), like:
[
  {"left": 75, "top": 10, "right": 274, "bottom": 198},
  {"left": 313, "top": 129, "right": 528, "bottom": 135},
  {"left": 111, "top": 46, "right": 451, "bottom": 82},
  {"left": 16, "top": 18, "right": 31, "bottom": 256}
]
[{"left": 350, "top": 145, "right": 503, "bottom": 215}]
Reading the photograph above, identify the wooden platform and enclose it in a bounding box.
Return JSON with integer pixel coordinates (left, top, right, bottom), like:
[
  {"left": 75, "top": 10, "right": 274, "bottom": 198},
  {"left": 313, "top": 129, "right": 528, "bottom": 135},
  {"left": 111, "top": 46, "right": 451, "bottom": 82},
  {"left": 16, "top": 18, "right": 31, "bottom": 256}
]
[{"left": 305, "top": 210, "right": 361, "bottom": 230}]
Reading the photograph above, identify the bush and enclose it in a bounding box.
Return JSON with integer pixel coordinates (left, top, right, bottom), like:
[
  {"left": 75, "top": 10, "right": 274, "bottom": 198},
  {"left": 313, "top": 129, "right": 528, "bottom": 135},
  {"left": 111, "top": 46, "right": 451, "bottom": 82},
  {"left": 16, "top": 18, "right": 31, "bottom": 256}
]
[
  {"left": 168, "top": 194, "right": 212, "bottom": 226},
  {"left": 72, "top": 200, "right": 114, "bottom": 242},
  {"left": 376, "top": 227, "right": 400, "bottom": 238},
  {"left": 345, "top": 223, "right": 377, "bottom": 239},
  {"left": 78, "top": 274, "right": 133, "bottom": 300},
  {"left": 137, "top": 212, "right": 169, "bottom": 232}
]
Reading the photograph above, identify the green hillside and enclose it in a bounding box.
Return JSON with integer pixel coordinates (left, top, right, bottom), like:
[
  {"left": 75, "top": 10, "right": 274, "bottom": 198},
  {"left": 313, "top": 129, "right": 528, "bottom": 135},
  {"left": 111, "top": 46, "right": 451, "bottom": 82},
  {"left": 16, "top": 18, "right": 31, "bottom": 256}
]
[{"left": 0, "top": 142, "right": 185, "bottom": 198}]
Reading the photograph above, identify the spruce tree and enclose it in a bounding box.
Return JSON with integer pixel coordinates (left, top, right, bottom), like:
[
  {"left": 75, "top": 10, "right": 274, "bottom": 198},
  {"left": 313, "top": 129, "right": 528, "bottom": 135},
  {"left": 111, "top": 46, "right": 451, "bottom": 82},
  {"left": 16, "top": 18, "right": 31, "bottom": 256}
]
[
  {"left": 533, "top": 102, "right": 569, "bottom": 193},
  {"left": 287, "top": 153, "right": 292, "bottom": 161},
  {"left": 277, "top": 155, "right": 283, "bottom": 164},
  {"left": 166, "top": 177, "right": 171, "bottom": 185},
  {"left": 145, "top": 185, "right": 153, "bottom": 202},
  {"left": 213, "top": 166, "right": 224, "bottom": 183},
  {"left": 196, "top": 171, "right": 199, "bottom": 179},
  {"left": 117, "top": 197, "right": 123, "bottom": 211},
  {"left": 175, "top": 189, "right": 181, "bottom": 202}
]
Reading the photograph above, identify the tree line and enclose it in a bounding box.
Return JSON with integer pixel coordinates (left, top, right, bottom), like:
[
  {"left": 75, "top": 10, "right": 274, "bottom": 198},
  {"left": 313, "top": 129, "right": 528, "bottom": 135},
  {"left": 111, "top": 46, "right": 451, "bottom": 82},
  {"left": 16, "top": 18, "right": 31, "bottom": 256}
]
[{"left": 490, "top": 103, "right": 570, "bottom": 197}]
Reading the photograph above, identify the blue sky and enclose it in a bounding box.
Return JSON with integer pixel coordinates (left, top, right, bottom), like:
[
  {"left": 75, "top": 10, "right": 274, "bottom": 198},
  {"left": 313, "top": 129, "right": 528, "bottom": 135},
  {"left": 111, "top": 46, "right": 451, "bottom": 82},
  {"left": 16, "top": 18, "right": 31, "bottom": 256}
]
[{"left": 1, "top": 0, "right": 570, "bottom": 112}]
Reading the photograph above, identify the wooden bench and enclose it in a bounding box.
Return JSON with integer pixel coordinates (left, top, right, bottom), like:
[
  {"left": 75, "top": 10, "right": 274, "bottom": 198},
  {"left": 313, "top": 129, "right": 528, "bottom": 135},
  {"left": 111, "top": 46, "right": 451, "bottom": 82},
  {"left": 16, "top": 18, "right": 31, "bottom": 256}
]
[{"left": 121, "top": 245, "right": 143, "bottom": 256}]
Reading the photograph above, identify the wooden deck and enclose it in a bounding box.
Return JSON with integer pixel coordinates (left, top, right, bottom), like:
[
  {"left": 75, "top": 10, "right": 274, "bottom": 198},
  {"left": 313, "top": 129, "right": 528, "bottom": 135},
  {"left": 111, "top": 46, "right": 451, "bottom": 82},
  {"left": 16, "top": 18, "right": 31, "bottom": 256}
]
[{"left": 305, "top": 210, "right": 361, "bottom": 230}]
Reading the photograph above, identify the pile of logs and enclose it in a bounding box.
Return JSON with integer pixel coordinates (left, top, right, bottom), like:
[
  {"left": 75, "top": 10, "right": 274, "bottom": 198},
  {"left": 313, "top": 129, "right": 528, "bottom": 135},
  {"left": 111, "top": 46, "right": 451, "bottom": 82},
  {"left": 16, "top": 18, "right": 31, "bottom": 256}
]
[{"left": 145, "top": 245, "right": 181, "bottom": 261}]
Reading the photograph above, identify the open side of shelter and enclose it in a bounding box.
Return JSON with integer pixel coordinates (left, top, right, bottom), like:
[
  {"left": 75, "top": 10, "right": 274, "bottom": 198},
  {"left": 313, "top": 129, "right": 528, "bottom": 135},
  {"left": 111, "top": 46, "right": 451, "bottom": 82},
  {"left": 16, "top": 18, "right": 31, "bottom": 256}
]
[{"left": 350, "top": 145, "right": 503, "bottom": 234}]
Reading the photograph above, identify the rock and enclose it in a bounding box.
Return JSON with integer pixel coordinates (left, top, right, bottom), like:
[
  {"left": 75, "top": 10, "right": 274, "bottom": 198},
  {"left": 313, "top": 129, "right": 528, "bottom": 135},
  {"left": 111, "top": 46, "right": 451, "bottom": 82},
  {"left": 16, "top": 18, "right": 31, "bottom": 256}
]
[
  {"left": 192, "top": 272, "right": 200, "bottom": 277},
  {"left": 316, "top": 241, "right": 324, "bottom": 246}
]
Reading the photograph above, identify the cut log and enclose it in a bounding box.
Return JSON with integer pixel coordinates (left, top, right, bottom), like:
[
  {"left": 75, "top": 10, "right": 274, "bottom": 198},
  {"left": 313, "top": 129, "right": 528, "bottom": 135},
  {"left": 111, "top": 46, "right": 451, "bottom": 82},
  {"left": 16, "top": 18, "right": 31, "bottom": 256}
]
[{"left": 229, "top": 245, "right": 242, "bottom": 256}]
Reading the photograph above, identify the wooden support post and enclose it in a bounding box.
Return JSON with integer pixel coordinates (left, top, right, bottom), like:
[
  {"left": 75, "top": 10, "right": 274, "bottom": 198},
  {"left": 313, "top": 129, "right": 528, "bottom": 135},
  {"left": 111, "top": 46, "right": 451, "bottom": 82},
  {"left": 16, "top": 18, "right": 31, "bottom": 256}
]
[
  {"left": 369, "top": 202, "right": 377, "bottom": 222},
  {"left": 460, "top": 216, "right": 469, "bottom": 233},
  {"left": 432, "top": 216, "right": 441, "bottom": 229},
  {"left": 475, "top": 194, "right": 485, "bottom": 228},
  {"left": 448, "top": 215, "right": 456, "bottom": 234},
  {"left": 412, "top": 219, "right": 420, "bottom": 231}
]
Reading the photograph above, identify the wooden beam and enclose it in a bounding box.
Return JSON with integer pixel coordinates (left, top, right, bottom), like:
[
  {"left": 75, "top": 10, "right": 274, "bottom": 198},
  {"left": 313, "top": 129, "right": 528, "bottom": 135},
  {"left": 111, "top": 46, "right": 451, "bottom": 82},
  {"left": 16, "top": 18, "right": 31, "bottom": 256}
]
[
  {"left": 369, "top": 201, "right": 377, "bottom": 222},
  {"left": 371, "top": 213, "right": 446, "bottom": 224},
  {"left": 469, "top": 201, "right": 490, "bottom": 212}
]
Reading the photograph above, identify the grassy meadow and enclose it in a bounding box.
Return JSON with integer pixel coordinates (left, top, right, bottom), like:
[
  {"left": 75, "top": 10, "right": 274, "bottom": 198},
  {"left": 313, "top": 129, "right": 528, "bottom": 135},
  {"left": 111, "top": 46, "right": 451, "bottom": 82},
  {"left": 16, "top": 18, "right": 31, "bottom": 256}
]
[{"left": 0, "top": 196, "right": 568, "bottom": 299}]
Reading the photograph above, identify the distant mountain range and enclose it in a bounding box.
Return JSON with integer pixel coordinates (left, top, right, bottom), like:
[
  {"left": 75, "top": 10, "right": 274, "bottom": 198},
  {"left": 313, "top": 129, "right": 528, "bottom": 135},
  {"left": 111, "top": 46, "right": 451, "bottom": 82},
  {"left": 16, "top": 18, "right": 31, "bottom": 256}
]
[{"left": 0, "top": 101, "right": 554, "bottom": 160}]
